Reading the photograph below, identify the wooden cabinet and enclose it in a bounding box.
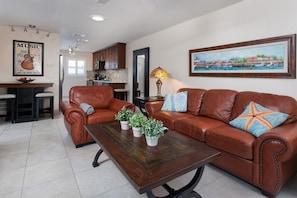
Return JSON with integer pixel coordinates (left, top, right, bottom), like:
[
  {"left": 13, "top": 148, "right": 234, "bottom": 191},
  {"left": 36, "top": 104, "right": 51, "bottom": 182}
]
[{"left": 93, "top": 43, "right": 126, "bottom": 70}]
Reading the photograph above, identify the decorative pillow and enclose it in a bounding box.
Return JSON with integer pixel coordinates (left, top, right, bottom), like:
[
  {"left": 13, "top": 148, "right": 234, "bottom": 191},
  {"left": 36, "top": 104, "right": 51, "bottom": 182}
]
[
  {"left": 161, "top": 91, "right": 188, "bottom": 112},
  {"left": 79, "top": 103, "right": 95, "bottom": 115},
  {"left": 229, "top": 101, "right": 289, "bottom": 137}
]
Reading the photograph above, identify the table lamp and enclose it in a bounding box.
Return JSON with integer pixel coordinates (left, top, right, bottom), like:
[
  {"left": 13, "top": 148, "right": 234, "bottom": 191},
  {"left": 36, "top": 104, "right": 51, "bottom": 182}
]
[{"left": 149, "top": 67, "right": 169, "bottom": 98}]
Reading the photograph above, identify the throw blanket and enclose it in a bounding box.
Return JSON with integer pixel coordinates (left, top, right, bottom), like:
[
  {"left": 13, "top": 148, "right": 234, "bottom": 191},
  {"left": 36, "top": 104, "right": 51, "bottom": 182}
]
[{"left": 79, "top": 103, "right": 95, "bottom": 115}]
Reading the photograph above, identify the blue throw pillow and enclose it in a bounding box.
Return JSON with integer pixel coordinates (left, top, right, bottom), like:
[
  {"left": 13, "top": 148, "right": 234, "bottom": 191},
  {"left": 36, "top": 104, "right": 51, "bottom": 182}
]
[
  {"left": 229, "top": 101, "right": 289, "bottom": 137},
  {"left": 161, "top": 91, "right": 188, "bottom": 112}
]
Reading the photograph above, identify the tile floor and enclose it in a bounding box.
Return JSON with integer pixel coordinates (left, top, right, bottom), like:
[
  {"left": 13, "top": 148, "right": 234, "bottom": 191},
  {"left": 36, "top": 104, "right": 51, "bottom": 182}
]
[{"left": 0, "top": 115, "right": 296, "bottom": 198}]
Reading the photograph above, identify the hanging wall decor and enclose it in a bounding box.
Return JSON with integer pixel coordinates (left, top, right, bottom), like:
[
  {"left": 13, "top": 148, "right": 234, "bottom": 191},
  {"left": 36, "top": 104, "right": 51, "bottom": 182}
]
[
  {"left": 189, "top": 34, "right": 296, "bottom": 79},
  {"left": 13, "top": 40, "right": 44, "bottom": 76}
]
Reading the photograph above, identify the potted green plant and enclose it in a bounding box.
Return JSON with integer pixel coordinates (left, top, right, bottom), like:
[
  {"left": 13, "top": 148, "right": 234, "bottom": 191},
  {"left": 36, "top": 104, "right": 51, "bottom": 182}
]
[
  {"left": 141, "top": 117, "right": 164, "bottom": 146},
  {"left": 129, "top": 113, "right": 147, "bottom": 137},
  {"left": 115, "top": 107, "right": 134, "bottom": 130}
]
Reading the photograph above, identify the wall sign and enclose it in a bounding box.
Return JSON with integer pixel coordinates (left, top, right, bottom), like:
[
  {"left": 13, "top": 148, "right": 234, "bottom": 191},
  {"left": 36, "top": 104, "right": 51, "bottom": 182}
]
[{"left": 13, "top": 40, "right": 44, "bottom": 76}]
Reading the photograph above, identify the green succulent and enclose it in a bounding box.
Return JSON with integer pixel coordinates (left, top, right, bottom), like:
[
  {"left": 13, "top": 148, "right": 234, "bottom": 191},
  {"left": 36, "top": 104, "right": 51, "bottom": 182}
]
[
  {"left": 141, "top": 117, "right": 164, "bottom": 138},
  {"left": 115, "top": 107, "right": 133, "bottom": 121},
  {"left": 129, "top": 113, "right": 147, "bottom": 128}
]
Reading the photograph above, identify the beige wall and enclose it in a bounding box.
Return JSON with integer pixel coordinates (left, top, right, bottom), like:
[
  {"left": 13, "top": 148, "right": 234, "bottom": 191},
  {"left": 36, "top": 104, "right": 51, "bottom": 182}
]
[
  {"left": 126, "top": 0, "right": 297, "bottom": 101},
  {"left": 0, "top": 25, "right": 60, "bottom": 110}
]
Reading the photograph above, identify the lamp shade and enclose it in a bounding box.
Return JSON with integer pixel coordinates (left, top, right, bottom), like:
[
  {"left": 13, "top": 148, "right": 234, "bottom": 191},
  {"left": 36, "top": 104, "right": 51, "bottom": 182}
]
[{"left": 149, "top": 67, "right": 169, "bottom": 79}]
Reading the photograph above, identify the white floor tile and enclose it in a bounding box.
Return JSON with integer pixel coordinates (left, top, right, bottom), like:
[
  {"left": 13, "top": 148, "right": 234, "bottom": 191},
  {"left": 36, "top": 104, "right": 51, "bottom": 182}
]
[
  {"left": 0, "top": 116, "right": 296, "bottom": 198},
  {"left": 22, "top": 175, "right": 81, "bottom": 198},
  {"left": 23, "top": 158, "right": 73, "bottom": 189},
  {"left": 75, "top": 161, "right": 129, "bottom": 197},
  {"left": 0, "top": 168, "right": 25, "bottom": 196}
]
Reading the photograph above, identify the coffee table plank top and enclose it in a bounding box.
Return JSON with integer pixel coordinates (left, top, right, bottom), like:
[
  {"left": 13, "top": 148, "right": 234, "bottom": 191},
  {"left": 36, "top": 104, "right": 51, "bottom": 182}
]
[{"left": 85, "top": 121, "right": 220, "bottom": 193}]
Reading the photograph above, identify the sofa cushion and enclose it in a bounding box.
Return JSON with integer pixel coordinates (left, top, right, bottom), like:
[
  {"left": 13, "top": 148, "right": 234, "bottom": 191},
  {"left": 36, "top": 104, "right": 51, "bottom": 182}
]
[
  {"left": 229, "top": 101, "right": 289, "bottom": 137},
  {"left": 151, "top": 111, "right": 194, "bottom": 129},
  {"left": 230, "top": 91, "right": 297, "bottom": 125},
  {"left": 177, "top": 88, "right": 206, "bottom": 115},
  {"left": 161, "top": 91, "right": 187, "bottom": 112},
  {"left": 199, "top": 89, "right": 238, "bottom": 123},
  {"left": 206, "top": 125, "right": 256, "bottom": 160},
  {"left": 175, "top": 116, "right": 226, "bottom": 142},
  {"left": 70, "top": 86, "right": 113, "bottom": 109},
  {"left": 87, "top": 109, "right": 119, "bottom": 124}
]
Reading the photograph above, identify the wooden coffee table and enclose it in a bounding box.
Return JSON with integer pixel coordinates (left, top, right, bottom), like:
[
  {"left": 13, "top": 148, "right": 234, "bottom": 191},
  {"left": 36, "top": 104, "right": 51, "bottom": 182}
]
[{"left": 84, "top": 121, "right": 220, "bottom": 198}]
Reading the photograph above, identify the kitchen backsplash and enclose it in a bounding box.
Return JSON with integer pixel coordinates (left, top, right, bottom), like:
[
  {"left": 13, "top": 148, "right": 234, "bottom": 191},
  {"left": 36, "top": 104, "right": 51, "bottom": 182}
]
[{"left": 87, "top": 69, "right": 128, "bottom": 83}]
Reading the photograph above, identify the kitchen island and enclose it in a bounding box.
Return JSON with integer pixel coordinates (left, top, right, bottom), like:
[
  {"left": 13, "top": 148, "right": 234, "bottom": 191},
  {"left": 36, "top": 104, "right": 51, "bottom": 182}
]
[{"left": 0, "top": 83, "right": 53, "bottom": 123}]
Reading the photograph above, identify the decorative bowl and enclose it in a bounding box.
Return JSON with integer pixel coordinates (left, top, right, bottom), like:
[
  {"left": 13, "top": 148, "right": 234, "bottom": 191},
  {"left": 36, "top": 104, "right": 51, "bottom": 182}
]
[{"left": 17, "top": 78, "right": 35, "bottom": 83}]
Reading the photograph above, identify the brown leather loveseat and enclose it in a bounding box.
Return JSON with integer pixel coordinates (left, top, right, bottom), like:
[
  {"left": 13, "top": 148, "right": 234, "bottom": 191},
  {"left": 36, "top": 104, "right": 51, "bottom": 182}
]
[
  {"left": 60, "top": 86, "right": 135, "bottom": 147},
  {"left": 145, "top": 88, "right": 297, "bottom": 197}
]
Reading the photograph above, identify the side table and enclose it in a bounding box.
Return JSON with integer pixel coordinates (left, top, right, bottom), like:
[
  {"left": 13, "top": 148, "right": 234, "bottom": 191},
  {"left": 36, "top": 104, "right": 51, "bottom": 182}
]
[{"left": 135, "top": 96, "right": 164, "bottom": 116}]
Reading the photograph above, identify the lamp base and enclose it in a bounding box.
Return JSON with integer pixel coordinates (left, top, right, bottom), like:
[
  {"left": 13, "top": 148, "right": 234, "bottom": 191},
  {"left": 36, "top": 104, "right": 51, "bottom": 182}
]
[{"left": 156, "top": 79, "right": 162, "bottom": 97}]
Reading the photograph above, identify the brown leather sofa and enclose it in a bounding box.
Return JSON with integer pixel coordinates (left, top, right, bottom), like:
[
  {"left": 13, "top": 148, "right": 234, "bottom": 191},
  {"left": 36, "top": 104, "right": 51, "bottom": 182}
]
[
  {"left": 60, "top": 86, "right": 135, "bottom": 147},
  {"left": 145, "top": 88, "right": 297, "bottom": 197}
]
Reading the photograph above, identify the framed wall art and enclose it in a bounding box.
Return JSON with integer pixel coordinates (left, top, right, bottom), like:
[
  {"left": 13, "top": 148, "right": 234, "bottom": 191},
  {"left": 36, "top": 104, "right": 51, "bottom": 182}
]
[
  {"left": 13, "top": 40, "right": 44, "bottom": 76},
  {"left": 189, "top": 34, "right": 296, "bottom": 78}
]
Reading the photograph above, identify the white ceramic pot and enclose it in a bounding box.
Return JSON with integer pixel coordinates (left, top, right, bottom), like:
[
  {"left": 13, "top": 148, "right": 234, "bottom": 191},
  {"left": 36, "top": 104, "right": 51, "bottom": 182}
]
[
  {"left": 145, "top": 135, "right": 159, "bottom": 147},
  {"left": 132, "top": 127, "right": 142, "bottom": 137},
  {"left": 120, "top": 121, "right": 130, "bottom": 130}
]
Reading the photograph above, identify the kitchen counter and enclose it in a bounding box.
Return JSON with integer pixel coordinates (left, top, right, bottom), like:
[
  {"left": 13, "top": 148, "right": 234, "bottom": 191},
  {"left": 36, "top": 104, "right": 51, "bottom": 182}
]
[{"left": 92, "top": 80, "right": 127, "bottom": 84}]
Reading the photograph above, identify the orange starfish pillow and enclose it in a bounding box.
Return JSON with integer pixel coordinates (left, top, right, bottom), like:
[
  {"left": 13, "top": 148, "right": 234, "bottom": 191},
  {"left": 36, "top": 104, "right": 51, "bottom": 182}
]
[{"left": 229, "top": 101, "right": 289, "bottom": 137}]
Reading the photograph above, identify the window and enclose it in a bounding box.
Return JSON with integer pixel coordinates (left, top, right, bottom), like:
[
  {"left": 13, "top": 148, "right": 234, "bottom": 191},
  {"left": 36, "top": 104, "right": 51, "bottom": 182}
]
[{"left": 66, "top": 58, "right": 85, "bottom": 76}]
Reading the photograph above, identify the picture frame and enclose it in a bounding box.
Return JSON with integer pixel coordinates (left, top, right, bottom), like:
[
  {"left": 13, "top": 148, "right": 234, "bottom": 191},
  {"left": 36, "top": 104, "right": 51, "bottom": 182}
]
[
  {"left": 13, "top": 40, "right": 44, "bottom": 76},
  {"left": 189, "top": 34, "right": 296, "bottom": 78}
]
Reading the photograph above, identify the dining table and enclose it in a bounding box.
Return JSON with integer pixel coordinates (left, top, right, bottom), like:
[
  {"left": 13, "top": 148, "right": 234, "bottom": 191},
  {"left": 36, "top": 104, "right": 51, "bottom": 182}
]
[{"left": 0, "top": 82, "right": 53, "bottom": 123}]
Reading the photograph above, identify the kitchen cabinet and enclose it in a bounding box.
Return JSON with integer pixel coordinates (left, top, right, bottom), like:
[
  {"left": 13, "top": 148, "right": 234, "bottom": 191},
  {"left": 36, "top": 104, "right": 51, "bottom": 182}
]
[
  {"left": 93, "top": 51, "right": 105, "bottom": 71},
  {"left": 93, "top": 43, "right": 126, "bottom": 70}
]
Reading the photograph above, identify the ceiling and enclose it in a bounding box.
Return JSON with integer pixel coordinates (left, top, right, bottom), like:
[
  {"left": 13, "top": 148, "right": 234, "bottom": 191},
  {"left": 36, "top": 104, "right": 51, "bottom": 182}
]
[{"left": 0, "top": 0, "right": 243, "bottom": 53}]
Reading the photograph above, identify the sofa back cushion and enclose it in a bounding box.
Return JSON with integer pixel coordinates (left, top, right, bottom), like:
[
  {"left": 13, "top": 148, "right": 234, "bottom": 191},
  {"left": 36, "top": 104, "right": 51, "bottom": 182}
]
[
  {"left": 199, "top": 89, "right": 238, "bottom": 123},
  {"left": 230, "top": 91, "right": 297, "bottom": 124},
  {"left": 69, "top": 86, "right": 113, "bottom": 109},
  {"left": 177, "top": 88, "right": 206, "bottom": 115}
]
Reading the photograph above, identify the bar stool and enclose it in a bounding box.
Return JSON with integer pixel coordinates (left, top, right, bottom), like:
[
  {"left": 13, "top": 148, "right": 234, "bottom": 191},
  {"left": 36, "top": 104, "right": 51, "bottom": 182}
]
[
  {"left": 0, "top": 94, "right": 16, "bottom": 123},
  {"left": 114, "top": 89, "right": 128, "bottom": 101},
  {"left": 35, "top": 92, "right": 54, "bottom": 121}
]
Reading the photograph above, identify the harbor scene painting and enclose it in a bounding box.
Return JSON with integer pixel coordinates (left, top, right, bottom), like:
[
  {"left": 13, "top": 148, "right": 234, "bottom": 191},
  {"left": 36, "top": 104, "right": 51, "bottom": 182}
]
[
  {"left": 189, "top": 34, "right": 296, "bottom": 78},
  {"left": 192, "top": 43, "right": 285, "bottom": 72}
]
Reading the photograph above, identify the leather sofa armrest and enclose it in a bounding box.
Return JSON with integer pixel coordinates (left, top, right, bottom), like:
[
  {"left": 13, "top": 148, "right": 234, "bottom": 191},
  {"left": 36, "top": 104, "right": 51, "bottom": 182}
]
[
  {"left": 145, "top": 101, "right": 164, "bottom": 116},
  {"left": 60, "top": 101, "right": 87, "bottom": 125},
  {"left": 109, "top": 98, "right": 135, "bottom": 112},
  {"left": 254, "top": 123, "right": 297, "bottom": 195}
]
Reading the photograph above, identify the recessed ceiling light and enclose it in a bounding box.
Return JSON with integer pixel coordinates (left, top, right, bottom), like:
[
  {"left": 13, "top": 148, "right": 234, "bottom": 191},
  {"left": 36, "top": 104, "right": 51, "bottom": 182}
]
[{"left": 90, "top": 15, "right": 105, "bottom": 22}]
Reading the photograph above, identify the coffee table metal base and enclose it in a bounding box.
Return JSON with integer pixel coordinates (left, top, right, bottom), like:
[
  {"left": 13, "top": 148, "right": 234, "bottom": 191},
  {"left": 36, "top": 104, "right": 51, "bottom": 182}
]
[
  {"left": 146, "top": 167, "right": 203, "bottom": 198},
  {"left": 92, "top": 148, "right": 103, "bottom": 167},
  {"left": 92, "top": 148, "right": 203, "bottom": 198}
]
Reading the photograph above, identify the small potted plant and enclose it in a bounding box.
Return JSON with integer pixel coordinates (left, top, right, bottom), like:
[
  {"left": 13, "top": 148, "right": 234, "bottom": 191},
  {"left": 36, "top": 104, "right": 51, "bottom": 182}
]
[
  {"left": 129, "top": 113, "right": 147, "bottom": 137},
  {"left": 115, "top": 107, "right": 134, "bottom": 130},
  {"left": 141, "top": 117, "right": 164, "bottom": 146}
]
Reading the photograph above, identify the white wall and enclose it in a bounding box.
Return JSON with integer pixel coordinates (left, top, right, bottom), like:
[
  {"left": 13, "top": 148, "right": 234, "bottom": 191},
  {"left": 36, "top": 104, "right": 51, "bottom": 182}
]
[
  {"left": 0, "top": 25, "right": 60, "bottom": 110},
  {"left": 126, "top": 0, "right": 297, "bottom": 100}
]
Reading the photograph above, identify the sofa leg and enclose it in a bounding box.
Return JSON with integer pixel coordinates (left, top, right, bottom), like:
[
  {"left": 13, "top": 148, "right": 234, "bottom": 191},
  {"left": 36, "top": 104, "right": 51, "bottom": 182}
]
[
  {"left": 261, "top": 190, "right": 275, "bottom": 198},
  {"left": 75, "top": 141, "right": 95, "bottom": 148}
]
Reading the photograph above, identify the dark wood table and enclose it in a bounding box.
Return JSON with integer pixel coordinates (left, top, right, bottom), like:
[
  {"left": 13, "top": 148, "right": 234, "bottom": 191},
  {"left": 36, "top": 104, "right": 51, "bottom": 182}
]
[
  {"left": 0, "top": 83, "right": 53, "bottom": 122},
  {"left": 84, "top": 121, "right": 220, "bottom": 198},
  {"left": 135, "top": 96, "right": 164, "bottom": 116}
]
